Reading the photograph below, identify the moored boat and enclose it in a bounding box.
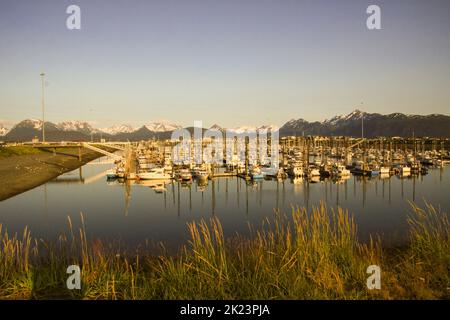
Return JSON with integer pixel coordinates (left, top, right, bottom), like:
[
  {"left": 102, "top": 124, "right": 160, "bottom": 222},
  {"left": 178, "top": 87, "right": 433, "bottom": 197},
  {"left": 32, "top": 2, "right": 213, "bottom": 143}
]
[{"left": 137, "top": 167, "right": 171, "bottom": 180}]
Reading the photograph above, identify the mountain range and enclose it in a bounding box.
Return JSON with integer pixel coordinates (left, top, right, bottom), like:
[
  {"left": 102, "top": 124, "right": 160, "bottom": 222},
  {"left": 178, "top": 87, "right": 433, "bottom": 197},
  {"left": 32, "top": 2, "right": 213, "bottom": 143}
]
[
  {"left": 1, "top": 110, "right": 449, "bottom": 142},
  {"left": 280, "top": 110, "right": 450, "bottom": 138}
]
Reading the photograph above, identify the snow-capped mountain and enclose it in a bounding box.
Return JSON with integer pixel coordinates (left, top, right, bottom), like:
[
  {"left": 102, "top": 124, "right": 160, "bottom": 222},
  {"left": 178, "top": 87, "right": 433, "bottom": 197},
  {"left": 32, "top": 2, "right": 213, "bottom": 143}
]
[
  {"left": 17, "top": 119, "right": 43, "bottom": 130},
  {"left": 0, "top": 124, "right": 10, "bottom": 136},
  {"left": 145, "top": 121, "right": 182, "bottom": 132},
  {"left": 323, "top": 109, "right": 380, "bottom": 126},
  {"left": 257, "top": 124, "right": 279, "bottom": 132},
  {"left": 3, "top": 110, "right": 450, "bottom": 141},
  {"left": 228, "top": 126, "right": 257, "bottom": 134},
  {"left": 225, "top": 125, "right": 279, "bottom": 134},
  {"left": 57, "top": 121, "right": 96, "bottom": 134},
  {"left": 281, "top": 110, "right": 450, "bottom": 137},
  {"left": 101, "top": 124, "right": 135, "bottom": 135},
  {"left": 282, "top": 118, "right": 309, "bottom": 129}
]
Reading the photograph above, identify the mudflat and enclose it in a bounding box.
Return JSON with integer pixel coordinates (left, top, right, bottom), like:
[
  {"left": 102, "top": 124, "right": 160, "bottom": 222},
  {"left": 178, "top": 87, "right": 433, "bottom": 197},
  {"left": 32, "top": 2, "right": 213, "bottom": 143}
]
[{"left": 0, "top": 147, "right": 105, "bottom": 201}]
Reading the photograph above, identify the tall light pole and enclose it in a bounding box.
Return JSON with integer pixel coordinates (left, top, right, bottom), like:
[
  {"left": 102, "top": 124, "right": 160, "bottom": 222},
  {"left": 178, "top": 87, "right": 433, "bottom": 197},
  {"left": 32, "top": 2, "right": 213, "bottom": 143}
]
[{"left": 40, "top": 73, "right": 46, "bottom": 142}]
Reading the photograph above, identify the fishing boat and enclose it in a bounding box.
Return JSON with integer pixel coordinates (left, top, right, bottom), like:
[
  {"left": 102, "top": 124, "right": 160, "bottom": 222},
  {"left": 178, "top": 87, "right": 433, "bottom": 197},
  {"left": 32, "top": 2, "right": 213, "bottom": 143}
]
[
  {"left": 319, "top": 162, "right": 332, "bottom": 177},
  {"left": 179, "top": 168, "right": 193, "bottom": 181},
  {"left": 250, "top": 166, "right": 264, "bottom": 179},
  {"left": 400, "top": 165, "right": 411, "bottom": 175},
  {"left": 306, "top": 166, "right": 320, "bottom": 177},
  {"left": 287, "top": 161, "right": 305, "bottom": 177},
  {"left": 196, "top": 169, "right": 209, "bottom": 181},
  {"left": 116, "top": 167, "right": 125, "bottom": 178},
  {"left": 351, "top": 162, "right": 379, "bottom": 176},
  {"left": 380, "top": 166, "right": 390, "bottom": 175},
  {"left": 331, "top": 163, "right": 350, "bottom": 177},
  {"left": 106, "top": 169, "right": 118, "bottom": 179},
  {"left": 419, "top": 154, "right": 434, "bottom": 166},
  {"left": 137, "top": 167, "right": 171, "bottom": 180}
]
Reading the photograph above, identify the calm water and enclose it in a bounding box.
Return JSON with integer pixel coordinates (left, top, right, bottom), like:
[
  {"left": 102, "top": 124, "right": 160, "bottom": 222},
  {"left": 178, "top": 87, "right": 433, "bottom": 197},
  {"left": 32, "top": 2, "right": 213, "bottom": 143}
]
[{"left": 1, "top": 156, "right": 449, "bottom": 250}]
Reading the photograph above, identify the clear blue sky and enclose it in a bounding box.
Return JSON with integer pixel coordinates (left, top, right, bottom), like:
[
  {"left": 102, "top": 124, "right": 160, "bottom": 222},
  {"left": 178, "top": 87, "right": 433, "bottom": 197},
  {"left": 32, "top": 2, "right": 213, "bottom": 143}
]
[{"left": 0, "top": 0, "right": 449, "bottom": 128}]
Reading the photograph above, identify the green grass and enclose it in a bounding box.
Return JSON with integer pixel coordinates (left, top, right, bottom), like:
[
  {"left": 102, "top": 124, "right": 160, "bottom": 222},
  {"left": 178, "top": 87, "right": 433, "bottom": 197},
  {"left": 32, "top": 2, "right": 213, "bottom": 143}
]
[
  {"left": 0, "top": 203, "right": 448, "bottom": 300},
  {"left": 0, "top": 146, "right": 45, "bottom": 157}
]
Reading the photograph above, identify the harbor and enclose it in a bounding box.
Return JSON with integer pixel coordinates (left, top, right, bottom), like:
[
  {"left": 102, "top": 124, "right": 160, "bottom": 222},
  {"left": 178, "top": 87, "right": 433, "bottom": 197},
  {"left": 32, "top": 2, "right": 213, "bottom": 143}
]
[
  {"left": 1, "top": 0, "right": 450, "bottom": 301},
  {"left": 1, "top": 135, "right": 449, "bottom": 250},
  {"left": 100, "top": 135, "right": 450, "bottom": 186}
]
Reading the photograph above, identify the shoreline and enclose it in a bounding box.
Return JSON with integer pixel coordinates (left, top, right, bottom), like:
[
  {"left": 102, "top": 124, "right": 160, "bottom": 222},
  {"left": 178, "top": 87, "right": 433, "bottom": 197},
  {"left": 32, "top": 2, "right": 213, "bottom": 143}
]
[
  {"left": 0, "top": 147, "right": 108, "bottom": 201},
  {"left": 0, "top": 203, "right": 448, "bottom": 299}
]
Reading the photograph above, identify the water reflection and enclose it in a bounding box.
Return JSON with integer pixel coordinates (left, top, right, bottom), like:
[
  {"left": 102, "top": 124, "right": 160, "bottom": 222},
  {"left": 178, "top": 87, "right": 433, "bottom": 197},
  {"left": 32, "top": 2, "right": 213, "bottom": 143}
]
[{"left": 0, "top": 157, "right": 449, "bottom": 250}]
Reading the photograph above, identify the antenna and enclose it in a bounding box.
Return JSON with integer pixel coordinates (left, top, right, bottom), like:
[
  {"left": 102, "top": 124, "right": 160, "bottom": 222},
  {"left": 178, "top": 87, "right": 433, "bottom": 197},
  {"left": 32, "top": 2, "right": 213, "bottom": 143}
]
[{"left": 360, "top": 102, "right": 364, "bottom": 139}]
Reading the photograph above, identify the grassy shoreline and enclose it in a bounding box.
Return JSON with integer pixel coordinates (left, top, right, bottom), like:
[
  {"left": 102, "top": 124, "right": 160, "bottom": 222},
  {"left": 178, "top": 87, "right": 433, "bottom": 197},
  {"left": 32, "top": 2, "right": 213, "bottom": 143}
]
[
  {"left": 0, "top": 203, "right": 448, "bottom": 300},
  {"left": 0, "top": 145, "right": 109, "bottom": 201}
]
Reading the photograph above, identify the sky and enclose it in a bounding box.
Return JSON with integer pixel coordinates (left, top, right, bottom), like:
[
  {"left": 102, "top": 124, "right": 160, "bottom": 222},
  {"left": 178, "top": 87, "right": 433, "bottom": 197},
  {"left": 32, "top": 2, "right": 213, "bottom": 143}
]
[{"left": 0, "top": 0, "right": 449, "bottom": 129}]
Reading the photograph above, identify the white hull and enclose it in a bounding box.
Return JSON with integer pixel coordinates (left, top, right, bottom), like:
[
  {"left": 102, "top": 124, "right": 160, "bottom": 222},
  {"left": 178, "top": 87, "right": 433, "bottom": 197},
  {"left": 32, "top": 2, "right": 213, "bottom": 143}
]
[
  {"left": 380, "top": 167, "right": 390, "bottom": 174},
  {"left": 308, "top": 168, "right": 320, "bottom": 177},
  {"left": 332, "top": 166, "right": 350, "bottom": 176},
  {"left": 137, "top": 172, "right": 171, "bottom": 180},
  {"left": 400, "top": 166, "right": 411, "bottom": 174}
]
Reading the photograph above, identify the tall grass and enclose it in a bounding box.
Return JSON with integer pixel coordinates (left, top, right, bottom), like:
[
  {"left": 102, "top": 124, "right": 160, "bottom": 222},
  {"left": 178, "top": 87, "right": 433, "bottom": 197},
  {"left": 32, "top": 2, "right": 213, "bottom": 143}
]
[{"left": 0, "top": 203, "right": 448, "bottom": 300}]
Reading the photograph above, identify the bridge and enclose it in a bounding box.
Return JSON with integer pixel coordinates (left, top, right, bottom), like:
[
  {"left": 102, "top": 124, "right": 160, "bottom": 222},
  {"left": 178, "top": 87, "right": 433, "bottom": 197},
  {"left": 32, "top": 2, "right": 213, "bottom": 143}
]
[
  {"left": 81, "top": 142, "right": 124, "bottom": 161},
  {"left": 30, "top": 141, "right": 130, "bottom": 161}
]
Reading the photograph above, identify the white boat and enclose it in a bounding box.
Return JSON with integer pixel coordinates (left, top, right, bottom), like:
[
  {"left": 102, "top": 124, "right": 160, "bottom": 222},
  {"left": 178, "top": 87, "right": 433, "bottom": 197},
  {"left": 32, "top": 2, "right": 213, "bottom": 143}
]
[
  {"left": 380, "top": 166, "right": 390, "bottom": 175},
  {"left": 196, "top": 170, "right": 209, "bottom": 181},
  {"left": 250, "top": 166, "right": 264, "bottom": 179},
  {"left": 290, "top": 165, "right": 305, "bottom": 177},
  {"left": 400, "top": 165, "right": 411, "bottom": 175},
  {"left": 116, "top": 167, "right": 125, "bottom": 178},
  {"left": 137, "top": 168, "right": 171, "bottom": 180},
  {"left": 332, "top": 164, "right": 350, "bottom": 177},
  {"left": 139, "top": 162, "right": 152, "bottom": 170},
  {"left": 307, "top": 166, "right": 320, "bottom": 177},
  {"left": 106, "top": 169, "right": 118, "bottom": 179},
  {"left": 179, "top": 169, "right": 192, "bottom": 181}
]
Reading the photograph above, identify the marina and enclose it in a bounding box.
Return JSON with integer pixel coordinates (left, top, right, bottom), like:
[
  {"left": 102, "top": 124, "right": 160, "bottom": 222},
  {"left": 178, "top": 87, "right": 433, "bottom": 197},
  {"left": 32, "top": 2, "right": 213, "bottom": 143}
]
[
  {"left": 1, "top": 0, "right": 449, "bottom": 301},
  {"left": 1, "top": 136, "right": 449, "bottom": 251},
  {"left": 98, "top": 135, "right": 449, "bottom": 183}
]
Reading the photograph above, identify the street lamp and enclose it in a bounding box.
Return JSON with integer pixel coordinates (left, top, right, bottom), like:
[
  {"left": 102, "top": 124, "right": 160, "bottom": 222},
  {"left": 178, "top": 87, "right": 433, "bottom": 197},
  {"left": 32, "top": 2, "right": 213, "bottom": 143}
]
[{"left": 40, "top": 73, "right": 46, "bottom": 142}]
